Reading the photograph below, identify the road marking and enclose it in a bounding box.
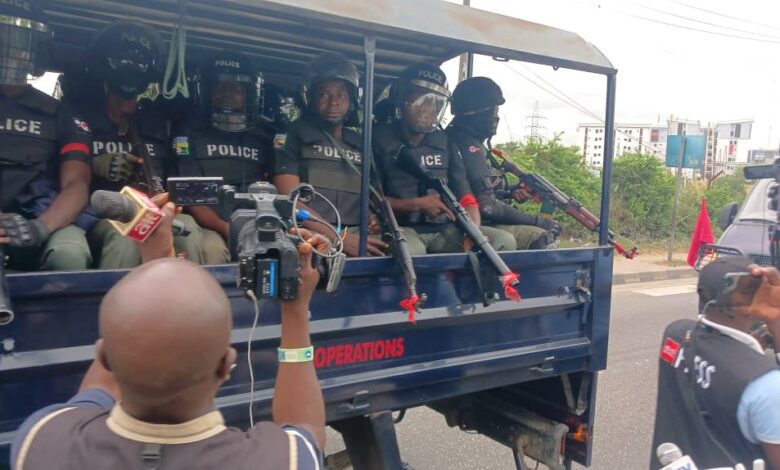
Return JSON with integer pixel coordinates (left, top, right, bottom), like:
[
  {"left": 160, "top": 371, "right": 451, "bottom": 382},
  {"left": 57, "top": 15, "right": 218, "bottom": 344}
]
[{"left": 633, "top": 284, "right": 697, "bottom": 297}]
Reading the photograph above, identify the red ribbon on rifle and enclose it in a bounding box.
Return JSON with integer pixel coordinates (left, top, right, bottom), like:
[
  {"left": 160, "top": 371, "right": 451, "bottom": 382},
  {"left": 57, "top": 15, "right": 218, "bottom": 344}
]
[
  {"left": 400, "top": 295, "right": 420, "bottom": 323},
  {"left": 500, "top": 272, "right": 522, "bottom": 302}
]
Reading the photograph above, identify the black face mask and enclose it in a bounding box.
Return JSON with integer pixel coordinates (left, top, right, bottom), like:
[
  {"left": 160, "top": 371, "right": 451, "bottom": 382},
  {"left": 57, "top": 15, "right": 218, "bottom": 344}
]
[
  {"left": 105, "top": 71, "right": 150, "bottom": 100},
  {"left": 457, "top": 108, "right": 499, "bottom": 141}
]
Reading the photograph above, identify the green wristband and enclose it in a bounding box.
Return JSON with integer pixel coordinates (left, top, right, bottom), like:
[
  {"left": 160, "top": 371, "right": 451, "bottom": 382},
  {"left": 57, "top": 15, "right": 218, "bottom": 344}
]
[{"left": 278, "top": 346, "right": 314, "bottom": 363}]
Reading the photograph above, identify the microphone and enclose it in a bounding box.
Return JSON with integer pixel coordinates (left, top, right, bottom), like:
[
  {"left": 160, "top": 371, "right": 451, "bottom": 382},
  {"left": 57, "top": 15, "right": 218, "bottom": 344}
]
[
  {"left": 91, "top": 188, "right": 190, "bottom": 242},
  {"left": 656, "top": 443, "right": 698, "bottom": 470}
]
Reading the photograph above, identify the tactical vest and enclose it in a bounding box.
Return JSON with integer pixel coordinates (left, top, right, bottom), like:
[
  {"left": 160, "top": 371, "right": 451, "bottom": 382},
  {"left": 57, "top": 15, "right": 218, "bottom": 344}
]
[
  {"left": 175, "top": 125, "right": 271, "bottom": 192},
  {"left": 16, "top": 405, "right": 296, "bottom": 470},
  {"left": 0, "top": 88, "right": 59, "bottom": 211},
  {"left": 291, "top": 116, "right": 363, "bottom": 226},
  {"left": 650, "top": 319, "right": 777, "bottom": 469},
  {"left": 373, "top": 124, "right": 452, "bottom": 226},
  {"left": 82, "top": 104, "right": 169, "bottom": 193},
  {"left": 445, "top": 126, "right": 502, "bottom": 197}
]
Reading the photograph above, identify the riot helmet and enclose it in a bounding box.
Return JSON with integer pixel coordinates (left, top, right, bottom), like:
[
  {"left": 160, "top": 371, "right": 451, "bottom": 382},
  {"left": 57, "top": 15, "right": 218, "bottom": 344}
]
[
  {"left": 201, "top": 50, "right": 259, "bottom": 133},
  {"left": 85, "top": 21, "right": 164, "bottom": 100},
  {"left": 394, "top": 63, "right": 450, "bottom": 134},
  {"left": 0, "top": 0, "right": 52, "bottom": 86},
  {"left": 451, "top": 77, "right": 505, "bottom": 140},
  {"left": 259, "top": 83, "right": 302, "bottom": 133},
  {"left": 303, "top": 52, "right": 359, "bottom": 127}
]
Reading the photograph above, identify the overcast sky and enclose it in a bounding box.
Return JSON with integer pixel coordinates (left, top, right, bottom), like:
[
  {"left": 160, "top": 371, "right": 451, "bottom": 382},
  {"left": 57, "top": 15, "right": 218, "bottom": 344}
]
[{"left": 441, "top": 0, "right": 780, "bottom": 148}]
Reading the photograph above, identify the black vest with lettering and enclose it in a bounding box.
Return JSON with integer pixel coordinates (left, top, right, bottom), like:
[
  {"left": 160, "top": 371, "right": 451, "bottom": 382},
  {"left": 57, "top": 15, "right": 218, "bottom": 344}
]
[
  {"left": 373, "top": 123, "right": 452, "bottom": 226},
  {"left": 176, "top": 123, "right": 271, "bottom": 192},
  {"left": 445, "top": 125, "right": 501, "bottom": 197},
  {"left": 0, "top": 87, "right": 59, "bottom": 211},
  {"left": 650, "top": 319, "right": 778, "bottom": 469},
  {"left": 79, "top": 102, "right": 170, "bottom": 193},
  {"left": 290, "top": 115, "right": 363, "bottom": 226}
]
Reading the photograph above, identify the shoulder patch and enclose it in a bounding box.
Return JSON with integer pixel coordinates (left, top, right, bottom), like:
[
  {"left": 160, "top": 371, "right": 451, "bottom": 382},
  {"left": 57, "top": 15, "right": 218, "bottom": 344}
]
[
  {"left": 273, "top": 133, "right": 287, "bottom": 150},
  {"left": 468, "top": 145, "right": 481, "bottom": 154},
  {"left": 73, "top": 118, "right": 90, "bottom": 133},
  {"left": 173, "top": 136, "right": 190, "bottom": 156},
  {"left": 660, "top": 337, "right": 681, "bottom": 365}
]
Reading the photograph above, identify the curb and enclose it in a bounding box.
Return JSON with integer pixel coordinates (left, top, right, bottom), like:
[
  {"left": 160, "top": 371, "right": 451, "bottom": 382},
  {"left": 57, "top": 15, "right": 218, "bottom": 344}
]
[{"left": 613, "top": 269, "right": 698, "bottom": 285}]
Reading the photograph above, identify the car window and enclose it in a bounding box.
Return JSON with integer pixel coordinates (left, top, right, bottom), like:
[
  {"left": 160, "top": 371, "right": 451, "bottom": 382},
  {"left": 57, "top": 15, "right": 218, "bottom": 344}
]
[{"left": 737, "top": 179, "right": 774, "bottom": 222}]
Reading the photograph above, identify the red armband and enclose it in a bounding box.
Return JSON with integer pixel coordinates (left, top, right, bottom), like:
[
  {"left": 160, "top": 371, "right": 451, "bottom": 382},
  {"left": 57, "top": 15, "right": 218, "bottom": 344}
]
[
  {"left": 459, "top": 194, "right": 479, "bottom": 208},
  {"left": 60, "top": 143, "right": 89, "bottom": 155}
]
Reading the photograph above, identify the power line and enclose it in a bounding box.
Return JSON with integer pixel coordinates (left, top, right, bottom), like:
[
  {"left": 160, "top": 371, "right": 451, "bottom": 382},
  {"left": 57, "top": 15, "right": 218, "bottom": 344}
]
[
  {"left": 505, "top": 63, "right": 665, "bottom": 157},
  {"left": 671, "top": 0, "right": 780, "bottom": 33},
  {"left": 568, "top": 0, "right": 780, "bottom": 44},
  {"left": 628, "top": 1, "right": 780, "bottom": 40}
]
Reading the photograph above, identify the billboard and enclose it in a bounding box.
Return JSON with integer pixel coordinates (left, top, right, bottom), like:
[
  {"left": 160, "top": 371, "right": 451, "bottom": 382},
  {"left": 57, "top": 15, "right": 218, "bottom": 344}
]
[{"left": 665, "top": 135, "right": 706, "bottom": 169}]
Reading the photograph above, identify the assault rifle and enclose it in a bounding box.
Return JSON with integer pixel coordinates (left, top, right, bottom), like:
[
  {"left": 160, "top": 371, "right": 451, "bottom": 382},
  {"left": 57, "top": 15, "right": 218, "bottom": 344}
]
[
  {"left": 370, "top": 186, "right": 426, "bottom": 322},
  {"left": 0, "top": 246, "right": 13, "bottom": 325},
  {"left": 119, "top": 120, "right": 164, "bottom": 197},
  {"left": 489, "top": 148, "right": 638, "bottom": 259},
  {"left": 398, "top": 147, "right": 521, "bottom": 306}
]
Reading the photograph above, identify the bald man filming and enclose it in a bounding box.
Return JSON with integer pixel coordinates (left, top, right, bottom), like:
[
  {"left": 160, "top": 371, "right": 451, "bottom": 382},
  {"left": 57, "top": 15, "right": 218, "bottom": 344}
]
[{"left": 10, "top": 197, "right": 326, "bottom": 469}]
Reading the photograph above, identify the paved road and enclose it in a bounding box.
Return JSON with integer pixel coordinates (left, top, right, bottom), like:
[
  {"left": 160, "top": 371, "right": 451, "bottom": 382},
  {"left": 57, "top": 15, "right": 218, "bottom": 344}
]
[{"left": 324, "top": 278, "right": 699, "bottom": 469}]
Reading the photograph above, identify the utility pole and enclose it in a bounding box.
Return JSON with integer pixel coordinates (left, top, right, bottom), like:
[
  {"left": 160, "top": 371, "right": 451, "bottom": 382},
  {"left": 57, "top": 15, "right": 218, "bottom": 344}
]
[
  {"left": 667, "top": 125, "right": 686, "bottom": 262},
  {"left": 524, "top": 101, "right": 547, "bottom": 143},
  {"left": 457, "top": 0, "right": 473, "bottom": 83}
]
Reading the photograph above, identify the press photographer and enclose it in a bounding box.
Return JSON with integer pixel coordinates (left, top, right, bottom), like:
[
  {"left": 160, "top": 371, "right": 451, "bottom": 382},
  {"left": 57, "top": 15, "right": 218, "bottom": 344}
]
[
  {"left": 11, "top": 194, "right": 327, "bottom": 469},
  {"left": 650, "top": 256, "right": 780, "bottom": 470}
]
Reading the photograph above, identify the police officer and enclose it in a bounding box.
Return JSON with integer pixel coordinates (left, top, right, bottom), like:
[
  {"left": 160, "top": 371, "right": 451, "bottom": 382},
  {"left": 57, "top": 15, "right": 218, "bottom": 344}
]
[
  {"left": 650, "top": 256, "right": 780, "bottom": 469},
  {"left": 373, "top": 64, "right": 515, "bottom": 255},
  {"left": 274, "top": 52, "right": 388, "bottom": 257},
  {"left": 0, "top": 0, "right": 93, "bottom": 271},
  {"left": 172, "top": 50, "right": 273, "bottom": 263},
  {"left": 72, "top": 21, "right": 203, "bottom": 269},
  {"left": 447, "top": 77, "right": 559, "bottom": 250}
]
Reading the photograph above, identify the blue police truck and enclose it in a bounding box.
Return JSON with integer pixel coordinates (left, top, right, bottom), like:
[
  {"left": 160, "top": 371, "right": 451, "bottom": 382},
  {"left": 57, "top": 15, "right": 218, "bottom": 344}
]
[{"left": 0, "top": 1, "right": 620, "bottom": 469}]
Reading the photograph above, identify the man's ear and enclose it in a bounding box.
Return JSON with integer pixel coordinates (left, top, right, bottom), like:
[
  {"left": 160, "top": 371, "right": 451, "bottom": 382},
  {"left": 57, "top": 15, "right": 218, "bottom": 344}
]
[
  {"left": 217, "top": 347, "right": 238, "bottom": 381},
  {"left": 96, "top": 338, "right": 112, "bottom": 372}
]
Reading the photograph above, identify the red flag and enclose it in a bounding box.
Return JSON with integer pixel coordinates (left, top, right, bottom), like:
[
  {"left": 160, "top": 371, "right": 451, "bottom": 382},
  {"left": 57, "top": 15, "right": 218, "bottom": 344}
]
[{"left": 687, "top": 198, "right": 715, "bottom": 267}]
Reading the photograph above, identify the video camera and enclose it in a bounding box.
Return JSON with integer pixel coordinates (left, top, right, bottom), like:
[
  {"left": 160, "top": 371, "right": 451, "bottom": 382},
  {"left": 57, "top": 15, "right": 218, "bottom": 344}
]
[{"left": 167, "top": 177, "right": 345, "bottom": 300}]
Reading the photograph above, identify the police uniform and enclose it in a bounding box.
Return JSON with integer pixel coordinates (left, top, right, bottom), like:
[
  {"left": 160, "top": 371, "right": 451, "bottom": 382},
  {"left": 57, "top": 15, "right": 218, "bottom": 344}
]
[
  {"left": 650, "top": 318, "right": 778, "bottom": 468},
  {"left": 76, "top": 100, "right": 204, "bottom": 268},
  {"left": 275, "top": 113, "right": 362, "bottom": 226},
  {"left": 446, "top": 125, "right": 553, "bottom": 250},
  {"left": 172, "top": 120, "right": 273, "bottom": 263},
  {"left": 1, "top": 86, "right": 92, "bottom": 271},
  {"left": 373, "top": 122, "right": 515, "bottom": 255}
]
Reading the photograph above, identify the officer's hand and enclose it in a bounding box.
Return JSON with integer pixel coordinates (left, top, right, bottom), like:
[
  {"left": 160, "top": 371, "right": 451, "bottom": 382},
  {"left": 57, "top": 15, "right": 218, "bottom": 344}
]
[
  {"left": 0, "top": 214, "right": 50, "bottom": 247},
  {"left": 92, "top": 152, "right": 141, "bottom": 182},
  {"left": 417, "top": 194, "right": 455, "bottom": 221},
  {"left": 368, "top": 213, "right": 381, "bottom": 235},
  {"left": 342, "top": 232, "right": 387, "bottom": 257},
  {"left": 734, "top": 265, "right": 780, "bottom": 324},
  {"left": 535, "top": 216, "right": 562, "bottom": 237},
  {"left": 137, "top": 193, "right": 177, "bottom": 263}
]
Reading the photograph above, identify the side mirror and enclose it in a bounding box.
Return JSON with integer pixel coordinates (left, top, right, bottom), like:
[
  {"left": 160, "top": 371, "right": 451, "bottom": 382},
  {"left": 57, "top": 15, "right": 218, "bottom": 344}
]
[{"left": 718, "top": 202, "right": 739, "bottom": 230}]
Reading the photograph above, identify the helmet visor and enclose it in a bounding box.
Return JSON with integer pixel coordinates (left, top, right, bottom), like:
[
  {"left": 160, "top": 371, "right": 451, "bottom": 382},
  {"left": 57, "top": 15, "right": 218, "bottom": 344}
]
[
  {"left": 0, "top": 18, "right": 51, "bottom": 85},
  {"left": 210, "top": 73, "right": 258, "bottom": 132},
  {"left": 402, "top": 91, "right": 448, "bottom": 133}
]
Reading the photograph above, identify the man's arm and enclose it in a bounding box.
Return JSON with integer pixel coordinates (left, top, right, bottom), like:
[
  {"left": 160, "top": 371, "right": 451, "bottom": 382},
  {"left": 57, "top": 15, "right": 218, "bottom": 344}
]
[
  {"left": 272, "top": 233, "right": 326, "bottom": 449},
  {"left": 447, "top": 146, "right": 481, "bottom": 226},
  {"left": 37, "top": 160, "right": 91, "bottom": 232}
]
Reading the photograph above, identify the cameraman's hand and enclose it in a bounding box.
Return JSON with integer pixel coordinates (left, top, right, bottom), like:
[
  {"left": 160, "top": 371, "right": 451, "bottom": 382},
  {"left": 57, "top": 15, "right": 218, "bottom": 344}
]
[
  {"left": 92, "top": 152, "right": 140, "bottom": 182},
  {"left": 733, "top": 265, "right": 780, "bottom": 323},
  {"left": 137, "top": 193, "right": 177, "bottom": 263},
  {"left": 286, "top": 228, "right": 328, "bottom": 311}
]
